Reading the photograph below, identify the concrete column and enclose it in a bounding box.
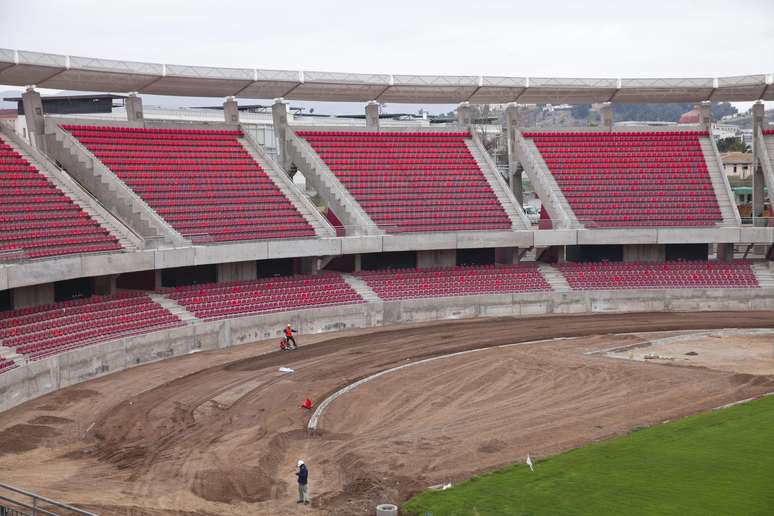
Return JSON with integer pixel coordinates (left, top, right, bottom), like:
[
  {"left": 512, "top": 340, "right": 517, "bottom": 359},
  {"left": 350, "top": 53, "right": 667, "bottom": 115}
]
[
  {"left": 417, "top": 250, "right": 456, "bottom": 269},
  {"left": 217, "top": 261, "right": 257, "bottom": 283},
  {"left": 12, "top": 284, "right": 54, "bottom": 309},
  {"left": 93, "top": 275, "right": 117, "bottom": 296},
  {"left": 353, "top": 254, "right": 362, "bottom": 272},
  {"left": 600, "top": 102, "right": 614, "bottom": 130},
  {"left": 125, "top": 93, "right": 144, "bottom": 122},
  {"left": 223, "top": 97, "right": 239, "bottom": 124},
  {"left": 623, "top": 244, "right": 665, "bottom": 263},
  {"left": 698, "top": 101, "right": 712, "bottom": 132},
  {"left": 457, "top": 102, "right": 474, "bottom": 130},
  {"left": 21, "top": 87, "right": 45, "bottom": 150},
  {"left": 495, "top": 247, "right": 519, "bottom": 264},
  {"left": 716, "top": 243, "right": 735, "bottom": 262},
  {"left": 272, "top": 98, "right": 290, "bottom": 169},
  {"left": 365, "top": 101, "right": 379, "bottom": 130},
  {"left": 752, "top": 101, "right": 766, "bottom": 226},
  {"left": 504, "top": 104, "right": 524, "bottom": 204}
]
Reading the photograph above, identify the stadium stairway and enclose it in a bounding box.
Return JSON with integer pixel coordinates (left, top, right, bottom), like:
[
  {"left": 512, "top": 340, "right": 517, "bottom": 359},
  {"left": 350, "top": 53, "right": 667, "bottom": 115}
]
[
  {"left": 48, "top": 123, "right": 188, "bottom": 247},
  {"left": 285, "top": 128, "right": 381, "bottom": 235},
  {"left": 752, "top": 262, "right": 774, "bottom": 288},
  {"left": 148, "top": 293, "right": 199, "bottom": 323},
  {"left": 512, "top": 130, "right": 579, "bottom": 228},
  {"left": 698, "top": 135, "right": 742, "bottom": 226},
  {"left": 759, "top": 129, "right": 774, "bottom": 197},
  {"left": 464, "top": 134, "right": 532, "bottom": 229},
  {"left": 238, "top": 131, "right": 335, "bottom": 238},
  {"left": 342, "top": 273, "right": 382, "bottom": 302},
  {"left": 0, "top": 126, "right": 141, "bottom": 252},
  {"left": 537, "top": 264, "right": 571, "bottom": 292},
  {"left": 0, "top": 344, "right": 22, "bottom": 367}
]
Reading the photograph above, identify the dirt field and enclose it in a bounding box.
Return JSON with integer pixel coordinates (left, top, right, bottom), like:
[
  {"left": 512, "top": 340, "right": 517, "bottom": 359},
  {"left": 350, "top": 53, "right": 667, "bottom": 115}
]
[{"left": 1, "top": 311, "right": 774, "bottom": 515}]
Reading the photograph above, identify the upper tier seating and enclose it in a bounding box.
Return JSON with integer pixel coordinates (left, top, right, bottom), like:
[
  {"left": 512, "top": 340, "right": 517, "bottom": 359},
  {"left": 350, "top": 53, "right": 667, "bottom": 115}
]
[
  {"left": 296, "top": 131, "right": 512, "bottom": 233},
  {"left": 556, "top": 260, "right": 759, "bottom": 290},
  {"left": 163, "top": 273, "right": 364, "bottom": 320},
  {"left": 0, "top": 292, "right": 182, "bottom": 360},
  {"left": 62, "top": 125, "right": 315, "bottom": 243},
  {"left": 522, "top": 131, "right": 723, "bottom": 227},
  {"left": 0, "top": 135, "right": 121, "bottom": 259},
  {"left": 763, "top": 130, "right": 774, "bottom": 135},
  {"left": 355, "top": 264, "right": 552, "bottom": 300}
]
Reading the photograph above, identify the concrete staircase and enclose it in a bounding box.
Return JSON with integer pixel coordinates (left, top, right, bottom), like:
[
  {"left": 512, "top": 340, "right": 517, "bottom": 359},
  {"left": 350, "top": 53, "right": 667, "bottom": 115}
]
[
  {"left": 538, "top": 264, "right": 571, "bottom": 292},
  {"left": 752, "top": 262, "right": 774, "bottom": 289},
  {"left": 465, "top": 134, "right": 531, "bottom": 229},
  {"left": 148, "top": 293, "right": 198, "bottom": 323},
  {"left": 0, "top": 345, "right": 23, "bottom": 365},
  {"left": 45, "top": 123, "right": 187, "bottom": 247},
  {"left": 238, "top": 132, "right": 335, "bottom": 238},
  {"left": 285, "top": 128, "right": 381, "bottom": 236},
  {"left": 698, "top": 137, "right": 742, "bottom": 226},
  {"left": 513, "top": 131, "right": 579, "bottom": 229},
  {"left": 0, "top": 128, "right": 142, "bottom": 252},
  {"left": 757, "top": 131, "right": 774, "bottom": 201},
  {"left": 342, "top": 274, "right": 382, "bottom": 302}
]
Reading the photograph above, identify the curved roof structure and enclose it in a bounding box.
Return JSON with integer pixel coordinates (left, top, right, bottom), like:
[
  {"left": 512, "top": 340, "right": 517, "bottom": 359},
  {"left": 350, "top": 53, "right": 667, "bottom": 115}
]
[{"left": 0, "top": 48, "right": 772, "bottom": 104}]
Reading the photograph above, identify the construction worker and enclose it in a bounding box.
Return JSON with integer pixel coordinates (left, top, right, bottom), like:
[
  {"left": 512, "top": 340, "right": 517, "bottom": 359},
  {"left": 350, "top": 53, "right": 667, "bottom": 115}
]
[
  {"left": 296, "top": 459, "right": 309, "bottom": 504},
  {"left": 284, "top": 324, "right": 297, "bottom": 349}
]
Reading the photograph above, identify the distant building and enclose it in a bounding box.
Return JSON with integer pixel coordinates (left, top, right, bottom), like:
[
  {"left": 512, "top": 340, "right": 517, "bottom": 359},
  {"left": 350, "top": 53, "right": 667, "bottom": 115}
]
[
  {"left": 721, "top": 152, "right": 753, "bottom": 180},
  {"left": 678, "top": 108, "right": 699, "bottom": 124}
]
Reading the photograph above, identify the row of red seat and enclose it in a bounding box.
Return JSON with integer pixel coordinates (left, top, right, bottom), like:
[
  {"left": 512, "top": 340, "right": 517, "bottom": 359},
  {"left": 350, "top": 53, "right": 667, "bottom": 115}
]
[
  {"left": 65, "top": 125, "right": 315, "bottom": 243},
  {"left": 301, "top": 131, "right": 511, "bottom": 233},
  {"left": 524, "top": 131, "right": 709, "bottom": 138}
]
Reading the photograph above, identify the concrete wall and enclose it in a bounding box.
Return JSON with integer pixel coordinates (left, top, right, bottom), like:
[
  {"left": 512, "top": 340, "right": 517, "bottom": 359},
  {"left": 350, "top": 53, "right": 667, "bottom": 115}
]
[
  {"left": 3, "top": 286, "right": 774, "bottom": 412},
  {"left": 217, "top": 261, "right": 257, "bottom": 282},
  {"left": 12, "top": 284, "right": 54, "bottom": 309},
  {"left": 417, "top": 250, "right": 456, "bottom": 268},
  {"left": 624, "top": 244, "right": 666, "bottom": 262}
]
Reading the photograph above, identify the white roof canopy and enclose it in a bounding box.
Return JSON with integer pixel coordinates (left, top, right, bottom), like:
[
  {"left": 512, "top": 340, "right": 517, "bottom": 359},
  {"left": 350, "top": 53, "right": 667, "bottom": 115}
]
[{"left": 0, "top": 49, "right": 771, "bottom": 104}]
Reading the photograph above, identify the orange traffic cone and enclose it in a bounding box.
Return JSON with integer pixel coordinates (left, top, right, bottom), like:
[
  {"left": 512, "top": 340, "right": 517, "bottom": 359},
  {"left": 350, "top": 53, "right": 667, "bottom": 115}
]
[{"left": 302, "top": 398, "right": 313, "bottom": 410}]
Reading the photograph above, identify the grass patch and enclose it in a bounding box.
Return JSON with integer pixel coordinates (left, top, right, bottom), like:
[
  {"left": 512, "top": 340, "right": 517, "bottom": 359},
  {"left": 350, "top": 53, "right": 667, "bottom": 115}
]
[{"left": 404, "top": 394, "right": 774, "bottom": 515}]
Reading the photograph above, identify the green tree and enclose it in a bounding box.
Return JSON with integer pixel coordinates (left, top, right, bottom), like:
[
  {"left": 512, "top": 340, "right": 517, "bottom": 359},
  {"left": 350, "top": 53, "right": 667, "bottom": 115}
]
[{"left": 716, "top": 137, "right": 749, "bottom": 153}]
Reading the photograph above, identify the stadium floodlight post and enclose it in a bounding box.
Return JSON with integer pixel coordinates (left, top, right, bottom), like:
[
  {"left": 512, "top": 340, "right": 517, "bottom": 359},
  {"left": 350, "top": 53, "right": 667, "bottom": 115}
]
[
  {"left": 365, "top": 100, "right": 380, "bottom": 130},
  {"left": 21, "top": 86, "right": 45, "bottom": 151},
  {"left": 125, "top": 92, "right": 144, "bottom": 123},
  {"left": 223, "top": 96, "right": 240, "bottom": 124},
  {"left": 752, "top": 101, "right": 767, "bottom": 227},
  {"left": 272, "top": 98, "right": 290, "bottom": 170}
]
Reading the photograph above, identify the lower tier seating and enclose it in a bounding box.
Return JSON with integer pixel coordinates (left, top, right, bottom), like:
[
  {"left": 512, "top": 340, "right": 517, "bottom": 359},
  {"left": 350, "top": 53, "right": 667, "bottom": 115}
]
[
  {"left": 0, "top": 292, "right": 183, "bottom": 360},
  {"left": 163, "top": 273, "right": 364, "bottom": 320},
  {"left": 556, "top": 260, "right": 759, "bottom": 290},
  {"left": 355, "top": 264, "right": 552, "bottom": 300},
  {"left": 0, "top": 358, "right": 15, "bottom": 374}
]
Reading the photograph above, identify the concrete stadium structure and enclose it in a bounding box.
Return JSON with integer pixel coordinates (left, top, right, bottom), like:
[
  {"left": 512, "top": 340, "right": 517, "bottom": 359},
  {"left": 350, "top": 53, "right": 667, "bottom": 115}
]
[{"left": 2, "top": 48, "right": 774, "bottom": 421}]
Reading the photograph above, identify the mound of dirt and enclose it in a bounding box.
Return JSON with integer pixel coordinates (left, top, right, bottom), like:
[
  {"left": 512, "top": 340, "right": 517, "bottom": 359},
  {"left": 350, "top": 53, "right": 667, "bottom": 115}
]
[{"left": 0, "top": 424, "right": 59, "bottom": 455}]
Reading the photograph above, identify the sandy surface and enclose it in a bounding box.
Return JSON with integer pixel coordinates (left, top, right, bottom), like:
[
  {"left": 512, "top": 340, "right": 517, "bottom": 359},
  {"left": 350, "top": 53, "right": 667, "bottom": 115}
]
[
  {"left": 1, "top": 311, "right": 774, "bottom": 515},
  {"left": 606, "top": 329, "right": 774, "bottom": 375}
]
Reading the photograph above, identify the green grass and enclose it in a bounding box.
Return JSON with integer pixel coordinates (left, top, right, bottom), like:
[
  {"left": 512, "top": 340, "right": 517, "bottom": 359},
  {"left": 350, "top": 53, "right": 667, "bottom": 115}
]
[{"left": 404, "top": 394, "right": 774, "bottom": 516}]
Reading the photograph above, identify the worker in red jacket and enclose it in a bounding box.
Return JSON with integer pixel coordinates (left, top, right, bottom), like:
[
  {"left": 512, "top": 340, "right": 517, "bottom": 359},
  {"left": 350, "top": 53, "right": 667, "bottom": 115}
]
[{"left": 284, "top": 324, "right": 297, "bottom": 349}]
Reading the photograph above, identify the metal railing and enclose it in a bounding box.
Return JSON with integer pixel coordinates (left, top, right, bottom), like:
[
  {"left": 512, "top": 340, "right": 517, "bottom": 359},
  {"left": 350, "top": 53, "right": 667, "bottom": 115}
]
[{"left": 0, "top": 483, "right": 97, "bottom": 516}]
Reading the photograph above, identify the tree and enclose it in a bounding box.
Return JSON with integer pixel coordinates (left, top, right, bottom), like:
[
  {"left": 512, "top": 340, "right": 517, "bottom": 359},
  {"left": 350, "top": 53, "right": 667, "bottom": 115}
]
[
  {"left": 716, "top": 137, "right": 749, "bottom": 153},
  {"left": 571, "top": 104, "right": 591, "bottom": 120}
]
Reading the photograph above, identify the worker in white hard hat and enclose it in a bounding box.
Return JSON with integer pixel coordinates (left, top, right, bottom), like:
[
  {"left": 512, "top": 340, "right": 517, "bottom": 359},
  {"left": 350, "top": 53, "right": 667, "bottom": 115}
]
[{"left": 296, "top": 459, "right": 309, "bottom": 504}]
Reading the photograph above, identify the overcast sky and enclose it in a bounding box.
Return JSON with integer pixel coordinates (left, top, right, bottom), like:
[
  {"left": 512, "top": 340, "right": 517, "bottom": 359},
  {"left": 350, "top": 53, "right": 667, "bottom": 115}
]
[{"left": 0, "top": 0, "right": 772, "bottom": 111}]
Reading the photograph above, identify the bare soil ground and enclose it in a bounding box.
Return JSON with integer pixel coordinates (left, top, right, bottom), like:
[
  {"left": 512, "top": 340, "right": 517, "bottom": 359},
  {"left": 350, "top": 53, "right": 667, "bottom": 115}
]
[{"left": 1, "top": 312, "right": 774, "bottom": 515}]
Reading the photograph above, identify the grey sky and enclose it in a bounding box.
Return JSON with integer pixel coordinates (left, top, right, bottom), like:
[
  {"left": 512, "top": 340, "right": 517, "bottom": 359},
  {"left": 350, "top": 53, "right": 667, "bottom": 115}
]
[{"left": 0, "top": 0, "right": 772, "bottom": 111}]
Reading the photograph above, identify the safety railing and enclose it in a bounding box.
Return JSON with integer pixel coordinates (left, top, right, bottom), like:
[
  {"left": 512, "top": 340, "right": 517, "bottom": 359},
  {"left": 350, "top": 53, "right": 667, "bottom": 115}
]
[{"left": 0, "top": 483, "right": 98, "bottom": 516}]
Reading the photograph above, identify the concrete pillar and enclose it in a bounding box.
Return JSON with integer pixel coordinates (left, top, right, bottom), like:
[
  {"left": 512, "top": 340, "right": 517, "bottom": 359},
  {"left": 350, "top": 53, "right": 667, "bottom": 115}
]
[
  {"left": 716, "top": 243, "right": 735, "bottom": 262},
  {"left": 457, "top": 102, "right": 474, "bottom": 130},
  {"left": 752, "top": 101, "right": 767, "bottom": 226},
  {"left": 698, "top": 101, "right": 712, "bottom": 132},
  {"left": 125, "top": 93, "right": 144, "bottom": 122},
  {"left": 495, "top": 247, "right": 519, "bottom": 264},
  {"left": 365, "top": 101, "right": 379, "bottom": 130},
  {"left": 353, "top": 254, "right": 362, "bottom": 272},
  {"left": 12, "top": 284, "right": 54, "bottom": 309},
  {"left": 272, "top": 98, "right": 290, "bottom": 169},
  {"left": 217, "top": 261, "right": 257, "bottom": 283},
  {"left": 21, "top": 87, "right": 45, "bottom": 150},
  {"left": 417, "top": 250, "right": 456, "bottom": 269},
  {"left": 154, "top": 269, "right": 163, "bottom": 290},
  {"left": 93, "top": 275, "right": 117, "bottom": 296},
  {"left": 223, "top": 97, "right": 239, "bottom": 124},
  {"left": 623, "top": 244, "right": 665, "bottom": 263},
  {"left": 504, "top": 104, "right": 525, "bottom": 205},
  {"left": 600, "top": 102, "right": 614, "bottom": 130}
]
